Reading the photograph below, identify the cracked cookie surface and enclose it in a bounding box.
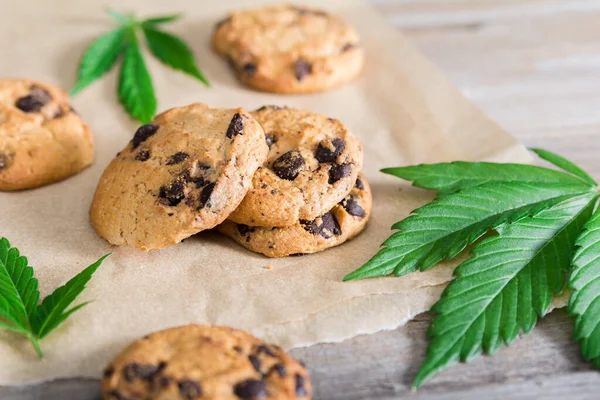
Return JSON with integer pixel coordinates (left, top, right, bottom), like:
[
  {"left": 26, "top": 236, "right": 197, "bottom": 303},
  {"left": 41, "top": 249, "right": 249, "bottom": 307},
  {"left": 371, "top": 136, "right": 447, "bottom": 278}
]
[
  {"left": 0, "top": 79, "right": 94, "bottom": 190},
  {"left": 212, "top": 5, "right": 364, "bottom": 94},
  {"left": 90, "top": 103, "right": 268, "bottom": 251},
  {"left": 227, "top": 106, "right": 363, "bottom": 227},
  {"left": 218, "top": 173, "right": 372, "bottom": 257},
  {"left": 102, "top": 325, "right": 312, "bottom": 400}
]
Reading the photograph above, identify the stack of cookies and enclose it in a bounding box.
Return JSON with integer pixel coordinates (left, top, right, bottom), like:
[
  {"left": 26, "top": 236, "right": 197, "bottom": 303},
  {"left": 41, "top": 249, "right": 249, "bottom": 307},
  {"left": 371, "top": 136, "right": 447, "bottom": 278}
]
[{"left": 90, "top": 103, "right": 371, "bottom": 257}]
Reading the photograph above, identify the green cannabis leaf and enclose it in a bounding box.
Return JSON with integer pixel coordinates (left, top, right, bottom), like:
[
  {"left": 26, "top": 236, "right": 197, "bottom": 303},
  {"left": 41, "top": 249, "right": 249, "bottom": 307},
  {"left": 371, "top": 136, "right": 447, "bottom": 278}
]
[
  {"left": 70, "top": 9, "right": 208, "bottom": 123},
  {"left": 343, "top": 149, "right": 600, "bottom": 387},
  {"left": 0, "top": 238, "right": 109, "bottom": 357}
]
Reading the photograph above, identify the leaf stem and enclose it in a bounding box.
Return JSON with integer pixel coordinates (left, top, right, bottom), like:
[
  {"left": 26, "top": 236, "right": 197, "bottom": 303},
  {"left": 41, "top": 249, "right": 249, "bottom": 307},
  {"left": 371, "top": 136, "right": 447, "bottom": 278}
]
[{"left": 27, "top": 335, "right": 44, "bottom": 358}]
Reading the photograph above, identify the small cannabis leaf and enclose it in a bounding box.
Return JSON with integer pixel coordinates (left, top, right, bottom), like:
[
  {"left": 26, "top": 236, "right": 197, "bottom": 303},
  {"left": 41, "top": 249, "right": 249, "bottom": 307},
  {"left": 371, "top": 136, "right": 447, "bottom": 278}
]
[
  {"left": 0, "top": 238, "right": 109, "bottom": 357},
  {"left": 343, "top": 149, "right": 600, "bottom": 387},
  {"left": 70, "top": 9, "right": 208, "bottom": 123}
]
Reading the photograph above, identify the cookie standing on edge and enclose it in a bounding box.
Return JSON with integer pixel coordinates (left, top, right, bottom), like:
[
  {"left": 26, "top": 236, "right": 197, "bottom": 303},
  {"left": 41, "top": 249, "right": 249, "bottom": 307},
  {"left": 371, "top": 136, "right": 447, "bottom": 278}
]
[
  {"left": 218, "top": 173, "right": 372, "bottom": 257},
  {"left": 102, "top": 325, "right": 312, "bottom": 400},
  {"left": 0, "top": 79, "right": 94, "bottom": 191},
  {"left": 228, "top": 106, "right": 363, "bottom": 227},
  {"left": 90, "top": 103, "right": 268, "bottom": 251},
  {"left": 212, "top": 5, "right": 364, "bottom": 94}
]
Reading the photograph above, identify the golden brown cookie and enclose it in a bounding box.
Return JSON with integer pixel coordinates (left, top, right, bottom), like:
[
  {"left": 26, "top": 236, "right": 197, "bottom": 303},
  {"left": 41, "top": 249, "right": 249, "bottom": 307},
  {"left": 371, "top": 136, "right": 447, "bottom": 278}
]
[
  {"left": 218, "top": 173, "right": 372, "bottom": 257},
  {"left": 90, "top": 103, "right": 268, "bottom": 251},
  {"left": 102, "top": 325, "right": 312, "bottom": 400},
  {"left": 212, "top": 5, "right": 364, "bottom": 94},
  {"left": 0, "top": 79, "right": 94, "bottom": 191},
  {"left": 227, "top": 106, "right": 363, "bottom": 228}
]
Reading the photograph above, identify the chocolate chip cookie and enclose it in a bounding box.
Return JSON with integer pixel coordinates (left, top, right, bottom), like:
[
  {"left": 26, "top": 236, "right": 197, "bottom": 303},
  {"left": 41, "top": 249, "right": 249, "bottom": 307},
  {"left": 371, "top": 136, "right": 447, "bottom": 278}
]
[
  {"left": 227, "top": 106, "right": 363, "bottom": 227},
  {"left": 212, "top": 5, "right": 364, "bottom": 94},
  {"left": 0, "top": 79, "right": 94, "bottom": 190},
  {"left": 102, "top": 325, "right": 312, "bottom": 400},
  {"left": 90, "top": 103, "right": 268, "bottom": 251},
  {"left": 218, "top": 173, "right": 372, "bottom": 257}
]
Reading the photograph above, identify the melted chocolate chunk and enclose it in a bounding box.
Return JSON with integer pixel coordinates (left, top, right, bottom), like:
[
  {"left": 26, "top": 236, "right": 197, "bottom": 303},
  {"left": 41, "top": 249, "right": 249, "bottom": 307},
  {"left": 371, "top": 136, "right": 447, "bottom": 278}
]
[
  {"left": 135, "top": 150, "right": 150, "bottom": 161},
  {"left": 354, "top": 176, "right": 365, "bottom": 190},
  {"left": 178, "top": 380, "right": 202, "bottom": 399},
  {"left": 233, "top": 346, "right": 243, "bottom": 353},
  {"left": 166, "top": 152, "right": 189, "bottom": 165},
  {"left": 341, "top": 43, "right": 356, "bottom": 52},
  {"left": 198, "top": 182, "right": 216, "bottom": 209},
  {"left": 0, "top": 153, "right": 8, "bottom": 171},
  {"left": 15, "top": 86, "right": 52, "bottom": 113},
  {"left": 256, "top": 344, "right": 276, "bottom": 357},
  {"left": 123, "top": 363, "right": 138, "bottom": 382},
  {"left": 343, "top": 194, "right": 365, "bottom": 217},
  {"left": 294, "top": 59, "right": 312, "bottom": 81},
  {"left": 123, "top": 362, "right": 165, "bottom": 382},
  {"left": 159, "top": 177, "right": 186, "bottom": 206},
  {"left": 216, "top": 16, "right": 232, "bottom": 29},
  {"left": 160, "top": 376, "right": 172, "bottom": 388},
  {"left": 234, "top": 379, "right": 267, "bottom": 399},
  {"left": 226, "top": 113, "right": 244, "bottom": 138},
  {"left": 295, "top": 374, "right": 308, "bottom": 397},
  {"left": 301, "top": 212, "right": 341, "bottom": 239},
  {"left": 249, "top": 354, "right": 262, "bottom": 373},
  {"left": 108, "top": 390, "right": 131, "bottom": 400},
  {"left": 315, "top": 138, "right": 345, "bottom": 163},
  {"left": 289, "top": 253, "right": 306, "bottom": 257},
  {"left": 272, "top": 150, "right": 305, "bottom": 180},
  {"left": 237, "top": 224, "right": 256, "bottom": 236},
  {"left": 103, "top": 366, "right": 114, "bottom": 378},
  {"left": 328, "top": 163, "right": 352, "bottom": 184},
  {"left": 264, "top": 133, "right": 276, "bottom": 149},
  {"left": 272, "top": 363, "right": 287, "bottom": 377},
  {"left": 242, "top": 63, "right": 257, "bottom": 75},
  {"left": 53, "top": 108, "right": 65, "bottom": 119},
  {"left": 255, "top": 105, "right": 283, "bottom": 112},
  {"left": 132, "top": 124, "right": 159, "bottom": 148}
]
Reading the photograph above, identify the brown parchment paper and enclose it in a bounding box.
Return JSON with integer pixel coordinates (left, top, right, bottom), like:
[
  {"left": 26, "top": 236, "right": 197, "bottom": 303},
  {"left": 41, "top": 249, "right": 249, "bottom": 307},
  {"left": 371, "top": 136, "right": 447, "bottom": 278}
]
[{"left": 0, "top": 0, "right": 560, "bottom": 384}]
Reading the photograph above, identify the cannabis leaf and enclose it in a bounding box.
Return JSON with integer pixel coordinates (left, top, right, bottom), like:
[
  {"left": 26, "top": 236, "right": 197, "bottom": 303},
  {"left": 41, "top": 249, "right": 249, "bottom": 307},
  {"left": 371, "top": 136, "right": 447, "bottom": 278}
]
[
  {"left": 413, "top": 194, "right": 597, "bottom": 387},
  {"left": 343, "top": 149, "right": 600, "bottom": 387},
  {"left": 569, "top": 206, "right": 600, "bottom": 367},
  {"left": 0, "top": 238, "right": 108, "bottom": 357},
  {"left": 71, "top": 9, "right": 208, "bottom": 123}
]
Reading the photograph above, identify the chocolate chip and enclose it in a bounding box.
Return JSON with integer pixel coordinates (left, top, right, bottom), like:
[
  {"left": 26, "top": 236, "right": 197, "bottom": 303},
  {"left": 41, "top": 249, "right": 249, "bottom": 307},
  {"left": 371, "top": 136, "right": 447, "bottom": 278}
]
[
  {"left": 233, "top": 346, "right": 243, "bottom": 353},
  {"left": 301, "top": 212, "right": 341, "bottom": 238},
  {"left": 166, "top": 152, "right": 189, "bottom": 165},
  {"left": 265, "top": 133, "right": 276, "bottom": 149},
  {"left": 160, "top": 376, "right": 172, "bottom": 388},
  {"left": 242, "top": 63, "right": 257, "bottom": 75},
  {"left": 178, "top": 380, "right": 202, "bottom": 399},
  {"left": 15, "top": 86, "right": 52, "bottom": 113},
  {"left": 103, "top": 366, "right": 114, "bottom": 378},
  {"left": 123, "top": 363, "right": 138, "bottom": 381},
  {"left": 135, "top": 150, "right": 150, "bottom": 161},
  {"left": 257, "top": 345, "right": 276, "bottom": 357},
  {"left": 294, "top": 59, "right": 312, "bottom": 81},
  {"left": 159, "top": 176, "right": 186, "bottom": 206},
  {"left": 226, "top": 113, "right": 244, "bottom": 138},
  {"left": 216, "top": 16, "right": 232, "bottom": 29},
  {"left": 315, "top": 138, "right": 345, "bottom": 163},
  {"left": 295, "top": 374, "right": 308, "bottom": 397},
  {"left": 69, "top": 105, "right": 78, "bottom": 115},
  {"left": 289, "top": 253, "right": 306, "bottom": 257},
  {"left": 226, "top": 55, "right": 237, "bottom": 69},
  {"left": 354, "top": 176, "right": 365, "bottom": 190},
  {"left": 272, "top": 364, "right": 286, "bottom": 377},
  {"left": 343, "top": 194, "right": 365, "bottom": 218},
  {"left": 132, "top": 124, "right": 159, "bottom": 148},
  {"left": 53, "top": 108, "right": 65, "bottom": 118},
  {"left": 328, "top": 163, "right": 352, "bottom": 184},
  {"left": 108, "top": 390, "right": 132, "bottom": 400},
  {"left": 249, "top": 354, "right": 262, "bottom": 373},
  {"left": 234, "top": 379, "right": 267, "bottom": 399},
  {"left": 341, "top": 43, "right": 356, "bottom": 52},
  {"left": 198, "top": 182, "right": 216, "bottom": 209},
  {"left": 0, "top": 153, "right": 8, "bottom": 171},
  {"left": 255, "top": 105, "right": 283, "bottom": 112},
  {"left": 237, "top": 224, "right": 256, "bottom": 236},
  {"left": 272, "top": 150, "right": 305, "bottom": 180}
]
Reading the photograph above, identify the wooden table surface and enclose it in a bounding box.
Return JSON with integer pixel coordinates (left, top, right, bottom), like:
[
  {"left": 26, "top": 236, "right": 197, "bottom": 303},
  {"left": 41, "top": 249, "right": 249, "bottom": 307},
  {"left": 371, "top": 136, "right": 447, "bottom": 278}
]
[{"left": 3, "top": 0, "right": 600, "bottom": 399}]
